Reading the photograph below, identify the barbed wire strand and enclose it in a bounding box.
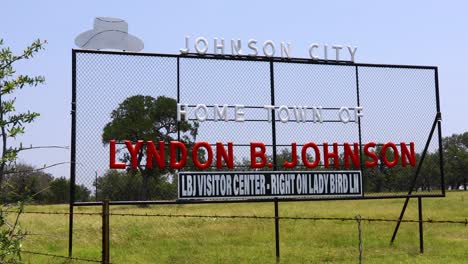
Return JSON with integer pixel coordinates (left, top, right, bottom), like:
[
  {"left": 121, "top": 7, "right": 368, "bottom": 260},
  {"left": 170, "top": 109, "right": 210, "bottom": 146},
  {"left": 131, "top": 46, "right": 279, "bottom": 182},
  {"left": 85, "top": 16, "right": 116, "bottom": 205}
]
[
  {"left": 21, "top": 250, "right": 102, "bottom": 263},
  {"left": 19, "top": 211, "right": 468, "bottom": 224}
]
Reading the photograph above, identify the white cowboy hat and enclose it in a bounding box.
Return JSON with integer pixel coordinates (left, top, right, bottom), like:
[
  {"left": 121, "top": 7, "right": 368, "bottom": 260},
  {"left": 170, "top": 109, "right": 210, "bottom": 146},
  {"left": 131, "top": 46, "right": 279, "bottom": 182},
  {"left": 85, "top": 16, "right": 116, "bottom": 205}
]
[{"left": 75, "top": 17, "right": 144, "bottom": 51}]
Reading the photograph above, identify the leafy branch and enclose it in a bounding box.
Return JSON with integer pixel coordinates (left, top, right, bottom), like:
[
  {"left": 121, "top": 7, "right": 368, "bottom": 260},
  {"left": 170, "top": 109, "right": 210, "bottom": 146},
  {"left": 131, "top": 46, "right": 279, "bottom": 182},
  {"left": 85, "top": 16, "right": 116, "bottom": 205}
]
[
  {"left": 3, "top": 162, "right": 70, "bottom": 175},
  {"left": 0, "top": 38, "right": 47, "bottom": 189},
  {"left": 0, "top": 201, "right": 27, "bottom": 263}
]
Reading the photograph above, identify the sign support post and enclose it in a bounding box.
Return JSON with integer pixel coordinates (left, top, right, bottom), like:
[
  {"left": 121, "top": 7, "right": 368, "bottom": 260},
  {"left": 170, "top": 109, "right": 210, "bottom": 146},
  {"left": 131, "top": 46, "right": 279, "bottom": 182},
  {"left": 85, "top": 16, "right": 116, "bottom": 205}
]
[
  {"left": 102, "top": 199, "right": 110, "bottom": 264},
  {"left": 269, "top": 58, "right": 281, "bottom": 262},
  {"left": 418, "top": 197, "right": 424, "bottom": 254},
  {"left": 68, "top": 50, "right": 77, "bottom": 258},
  {"left": 390, "top": 114, "right": 439, "bottom": 246},
  {"left": 274, "top": 198, "right": 280, "bottom": 263}
]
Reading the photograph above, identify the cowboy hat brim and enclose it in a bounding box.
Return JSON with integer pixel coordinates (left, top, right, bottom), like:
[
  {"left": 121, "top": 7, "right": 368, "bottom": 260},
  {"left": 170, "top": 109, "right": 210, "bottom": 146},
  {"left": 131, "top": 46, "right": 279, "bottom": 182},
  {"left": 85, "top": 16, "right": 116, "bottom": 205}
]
[{"left": 75, "top": 29, "right": 144, "bottom": 51}]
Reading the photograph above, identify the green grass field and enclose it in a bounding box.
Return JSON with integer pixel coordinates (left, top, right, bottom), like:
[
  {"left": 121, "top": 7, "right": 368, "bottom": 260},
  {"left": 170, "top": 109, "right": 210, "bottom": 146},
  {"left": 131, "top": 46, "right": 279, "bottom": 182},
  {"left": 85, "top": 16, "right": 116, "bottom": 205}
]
[{"left": 12, "top": 191, "right": 468, "bottom": 263}]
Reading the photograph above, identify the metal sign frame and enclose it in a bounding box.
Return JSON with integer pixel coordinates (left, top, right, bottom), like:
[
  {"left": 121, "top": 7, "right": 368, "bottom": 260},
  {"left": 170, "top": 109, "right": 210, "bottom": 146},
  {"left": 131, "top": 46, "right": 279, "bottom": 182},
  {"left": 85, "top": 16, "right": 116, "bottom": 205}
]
[{"left": 68, "top": 49, "right": 444, "bottom": 259}]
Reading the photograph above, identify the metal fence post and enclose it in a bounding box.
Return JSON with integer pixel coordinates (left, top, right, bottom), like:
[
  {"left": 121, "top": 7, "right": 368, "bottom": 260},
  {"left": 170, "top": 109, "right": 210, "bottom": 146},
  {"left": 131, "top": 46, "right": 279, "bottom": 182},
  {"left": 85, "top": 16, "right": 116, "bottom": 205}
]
[
  {"left": 274, "top": 198, "right": 280, "bottom": 263},
  {"left": 102, "top": 199, "right": 110, "bottom": 264},
  {"left": 418, "top": 197, "right": 424, "bottom": 254},
  {"left": 356, "top": 215, "right": 363, "bottom": 264},
  {"left": 69, "top": 49, "right": 77, "bottom": 258}
]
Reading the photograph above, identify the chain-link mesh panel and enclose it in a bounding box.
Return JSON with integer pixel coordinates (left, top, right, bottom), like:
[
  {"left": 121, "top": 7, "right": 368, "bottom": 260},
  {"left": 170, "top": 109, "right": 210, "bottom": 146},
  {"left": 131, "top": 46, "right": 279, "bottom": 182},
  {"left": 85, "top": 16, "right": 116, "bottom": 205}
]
[
  {"left": 74, "top": 51, "right": 443, "bottom": 202},
  {"left": 76, "top": 53, "right": 178, "bottom": 201},
  {"left": 358, "top": 66, "right": 440, "bottom": 196},
  {"left": 274, "top": 63, "right": 359, "bottom": 146},
  {"left": 178, "top": 58, "right": 273, "bottom": 172}
]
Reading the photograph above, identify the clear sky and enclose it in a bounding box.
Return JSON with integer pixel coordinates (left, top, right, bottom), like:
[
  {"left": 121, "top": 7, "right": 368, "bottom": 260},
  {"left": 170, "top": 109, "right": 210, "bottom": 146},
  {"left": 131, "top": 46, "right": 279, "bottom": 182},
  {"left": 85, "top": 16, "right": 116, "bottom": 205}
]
[{"left": 1, "top": 0, "right": 467, "bottom": 179}]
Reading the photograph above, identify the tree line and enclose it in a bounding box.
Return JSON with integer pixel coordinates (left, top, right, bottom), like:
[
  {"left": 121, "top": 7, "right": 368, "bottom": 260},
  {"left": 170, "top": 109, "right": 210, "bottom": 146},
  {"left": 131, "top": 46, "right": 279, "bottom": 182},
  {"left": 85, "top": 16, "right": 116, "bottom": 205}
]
[
  {"left": 1, "top": 164, "right": 90, "bottom": 204},
  {"left": 93, "top": 130, "right": 467, "bottom": 201}
]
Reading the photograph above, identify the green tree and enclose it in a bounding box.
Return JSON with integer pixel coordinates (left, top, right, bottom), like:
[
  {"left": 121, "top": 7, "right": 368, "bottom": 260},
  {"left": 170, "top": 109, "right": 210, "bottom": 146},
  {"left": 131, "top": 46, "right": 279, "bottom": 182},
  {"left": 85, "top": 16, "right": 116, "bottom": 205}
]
[
  {"left": 360, "top": 144, "right": 414, "bottom": 193},
  {"left": 95, "top": 170, "right": 140, "bottom": 201},
  {"left": 45, "top": 177, "right": 90, "bottom": 204},
  {"left": 418, "top": 151, "right": 440, "bottom": 191},
  {"left": 2, "top": 164, "right": 52, "bottom": 203},
  {"left": 94, "top": 169, "right": 177, "bottom": 201},
  {"left": 0, "top": 38, "right": 46, "bottom": 196},
  {"left": 102, "top": 95, "right": 198, "bottom": 200},
  {"left": 443, "top": 132, "right": 468, "bottom": 190},
  {"left": 1, "top": 163, "right": 91, "bottom": 204}
]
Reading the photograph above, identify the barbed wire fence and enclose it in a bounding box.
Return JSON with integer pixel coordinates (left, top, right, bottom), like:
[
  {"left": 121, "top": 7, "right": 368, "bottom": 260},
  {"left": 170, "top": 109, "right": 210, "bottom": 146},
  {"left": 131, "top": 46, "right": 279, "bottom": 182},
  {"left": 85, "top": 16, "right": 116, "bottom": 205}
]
[
  {"left": 17, "top": 209, "right": 468, "bottom": 263},
  {"left": 21, "top": 250, "right": 102, "bottom": 263},
  {"left": 18, "top": 210, "right": 468, "bottom": 224}
]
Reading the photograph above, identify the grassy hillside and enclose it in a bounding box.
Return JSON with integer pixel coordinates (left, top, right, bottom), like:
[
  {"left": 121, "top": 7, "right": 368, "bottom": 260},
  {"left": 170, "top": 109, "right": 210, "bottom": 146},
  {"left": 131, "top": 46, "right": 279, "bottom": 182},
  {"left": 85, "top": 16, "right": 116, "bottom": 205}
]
[{"left": 12, "top": 191, "right": 468, "bottom": 263}]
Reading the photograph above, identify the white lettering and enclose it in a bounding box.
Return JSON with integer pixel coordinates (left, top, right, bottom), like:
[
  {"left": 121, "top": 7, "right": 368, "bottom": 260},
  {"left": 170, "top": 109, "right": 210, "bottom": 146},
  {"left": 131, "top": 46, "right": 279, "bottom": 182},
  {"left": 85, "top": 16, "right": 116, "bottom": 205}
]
[
  {"left": 187, "top": 175, "right": 193, "bottom": 196},
  {"left": 330, "top": 174, "right": 335, "bottom": 193},
  {"left": 195, "top": 37, "right": 209, "bottom": 54},
  {"left": 182, "top": 36, "right": 357, "bottom": 62},
  {"left": 180, "top": 35, "right": 190, "bottom": 54},
  {"left": 347, "top": 46, "right": 358, "bottom": 62},
  {"left": 332, "top": 45, "right": 343, "bottom": 61},
  {"left": 339, "top": 107, "right": 351, "bottom": 123},
  {"left": 177, "top": 103, "right": 188, "bottom": 121},
  {"left": 226, "top": 175, "right": 232, "bottom": 195},
  {"left": 296, "top": 174, "right": 302, "bottom": 194},
  {"left": 278, "top": 105, "right": 290, "bottom": 123},
  {"left": 248, "top": 39, "right": 258, "bottom": 56},
  {"left": 323, "top": 174, "right": 329, "bottom": 193},
  {"left": 292, "top": 106, "right": 307, "bottom": 122},
  {"left": 182, "top": 176, "right": 187, "bottom": 196},
  {"left": 354, "top": 106, "right": 364, "bottom": 121},
  {"left": 235, "top": 104, "right": 245, "bottom": 122},
  {"left": 312, "top": 106, "right": 323, "bottom": 123},
  {"left": 324, "top": 44, "right": 328, "bottom": 60},
  {"left": 195, "top": 104, "right": 208, "bottom": 122},
  {"left": 308, "top": 44, "right": 319, "bottom": 60},
  {"left": 281, "top": 42, "right": 291, "bottom": 59},
  {"left": 214, "top": 104, "right": 229, "bottom": 122},
  {"left": 271, "top": 175, "right": 277, "bottom": 194},
  {"left": 231, "top": 39, "right": 242, "bottom": 55},
  {"left": 233, "top": 175, "right": 239, "bottom": 195},
  {"left": 214, "top": 38, "right": 225, "bottom": 55},
  {"left": 263, "top": 40, "right": 275, "bottom": 57},
  {"left": 264, "top": 105, "right": 275, "bottom": 122}
]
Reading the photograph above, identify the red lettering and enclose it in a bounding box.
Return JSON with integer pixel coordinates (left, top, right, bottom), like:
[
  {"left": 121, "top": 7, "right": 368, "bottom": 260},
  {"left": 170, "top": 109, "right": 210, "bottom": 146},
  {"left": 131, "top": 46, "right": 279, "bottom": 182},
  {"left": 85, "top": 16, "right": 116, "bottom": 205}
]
[
  {"left": 170, "top": 141, "right": 187, "bottom": 169},
  {"left": 216, "top": 142, "right": 234, "bottom": 169},
  {"left": 400, "top": 142, "right": 416, "bottom": 167},
  {"left": 344, "top": 142, "right": 360, "bottom": 169},
  {"left": 125, "top": 140, "right": 143, "bottom": 169},
  {"left": 109, "top": 140, "right": 126, "bottom": 169},
  {"left": 364, "top": 142, "right": 378, "bottom": 167},
  {"left": 250, "top": 142, "right": 267, "bottom": 168},
  {"left": 111, "top": 140, "right": 414, "bottom": 171},
  {"left": 382, "top": 142, "right": 399, "bottom": 167},
  {"left": 323, "top": 142, "right": 339, "bottom": 168},
  {"left": 192, "top": 142, "right": 213, "bottom": 169},
  {"left": 302, "top": 142, "right": 320, "bottom": 168},
  {"left": 146, "top": 141, "right": 165, "bottom": 169},
  {"left": 283, "top": 142, "right": 297, "bottom": 168}
]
